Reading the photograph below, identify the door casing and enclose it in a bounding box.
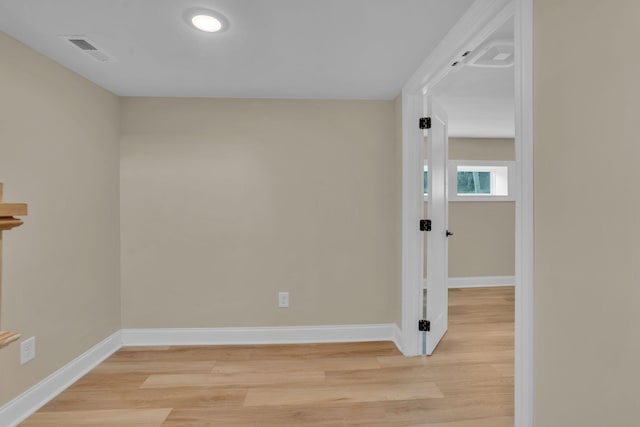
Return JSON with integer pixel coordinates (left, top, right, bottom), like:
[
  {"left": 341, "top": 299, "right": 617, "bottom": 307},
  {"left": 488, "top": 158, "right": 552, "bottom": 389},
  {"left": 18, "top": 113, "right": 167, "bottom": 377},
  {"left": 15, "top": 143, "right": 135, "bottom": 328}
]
[
  {"left": 424, "top": 97, "right": 449, "bottom": 356},
  {"left": 399, "top": 0, "right": 534, "bottom": 426}
]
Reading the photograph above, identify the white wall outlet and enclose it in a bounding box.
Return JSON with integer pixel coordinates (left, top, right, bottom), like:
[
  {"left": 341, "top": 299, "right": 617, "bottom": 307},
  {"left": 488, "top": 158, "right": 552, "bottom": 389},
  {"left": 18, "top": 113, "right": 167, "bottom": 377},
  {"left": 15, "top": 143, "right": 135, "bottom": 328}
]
[
  {"left": 278, "top": 291, "right": 289, "bottom": 308},
  {"left": 20, "top": 336, "right": 36, "bottom": 365}
]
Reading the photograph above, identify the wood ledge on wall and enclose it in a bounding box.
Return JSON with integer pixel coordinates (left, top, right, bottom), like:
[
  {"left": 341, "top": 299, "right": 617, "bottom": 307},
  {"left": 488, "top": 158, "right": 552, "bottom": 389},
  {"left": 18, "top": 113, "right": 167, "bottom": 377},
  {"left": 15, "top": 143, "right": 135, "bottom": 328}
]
[{"left": 0, "top": 183, "right": 28, "bottom": 349}]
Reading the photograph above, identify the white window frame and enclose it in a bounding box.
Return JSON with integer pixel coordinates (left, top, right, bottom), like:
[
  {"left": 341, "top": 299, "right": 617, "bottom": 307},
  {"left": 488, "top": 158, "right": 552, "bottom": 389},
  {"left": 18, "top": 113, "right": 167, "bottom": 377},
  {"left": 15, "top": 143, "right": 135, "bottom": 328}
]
[
  {"left": 424, "top": 160, "right": 516, "bottom": 202},
  {"left": 449, "top": 160, "right": 516, "bottom": 202}
]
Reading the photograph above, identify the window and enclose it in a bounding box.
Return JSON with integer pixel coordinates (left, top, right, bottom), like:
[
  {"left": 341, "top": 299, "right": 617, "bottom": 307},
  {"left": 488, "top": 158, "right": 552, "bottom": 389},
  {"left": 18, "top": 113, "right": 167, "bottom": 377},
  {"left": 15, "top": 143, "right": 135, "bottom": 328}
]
[
  {"left": 456, "top": 165, "right": 508, "bottom": 196},
  {"left": 449, "top": 160, "right": 515, "bottom": 201},
  {"left": 424, "top": 160, "right": 515, "bottom": 202},
  {"left": 457, "top": 170, "right": 491, "bottom": 194}
]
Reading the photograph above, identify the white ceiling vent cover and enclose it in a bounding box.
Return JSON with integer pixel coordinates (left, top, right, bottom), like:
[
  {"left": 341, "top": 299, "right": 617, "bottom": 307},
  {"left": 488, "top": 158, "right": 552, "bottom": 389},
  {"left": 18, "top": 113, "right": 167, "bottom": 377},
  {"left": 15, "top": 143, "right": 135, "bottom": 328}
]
[
  {"left": 60, "top": 36, "right": 116, "bottom": 63},
  {"left": 466, "top": 39, "right": 514, "bottom": 68}
]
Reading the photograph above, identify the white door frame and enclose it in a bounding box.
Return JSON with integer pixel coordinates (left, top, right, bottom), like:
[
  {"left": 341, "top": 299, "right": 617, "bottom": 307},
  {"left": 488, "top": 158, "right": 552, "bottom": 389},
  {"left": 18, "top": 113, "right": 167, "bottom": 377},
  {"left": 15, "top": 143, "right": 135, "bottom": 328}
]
[
  {"left": 424, "top": 97, "right": 450, "bottom": 355},
  {"left": 400, "top": 0, "right": 533, "bottom": 426}
]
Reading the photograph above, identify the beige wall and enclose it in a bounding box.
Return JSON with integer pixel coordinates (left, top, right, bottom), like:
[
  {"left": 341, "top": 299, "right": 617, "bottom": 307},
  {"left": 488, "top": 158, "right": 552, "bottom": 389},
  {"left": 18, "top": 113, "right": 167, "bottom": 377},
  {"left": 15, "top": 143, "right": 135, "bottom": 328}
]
[
  {"left": 0, "top": 33, "right": 121, "bottom": 406},
  {"left": 425, "top": 138, "right": 515, "bottom": 278},
  {"left": 448, "top": 201, "right": 515, "bottom": 277},
  {"left": 449, "top": 137, "right": 514, "bottom": 161},
  {"left": 120, "top": 97, "right": 401, "bottom": 328},
  {"left": 534, "top": 1, "right": 640, "bottom": 425}
]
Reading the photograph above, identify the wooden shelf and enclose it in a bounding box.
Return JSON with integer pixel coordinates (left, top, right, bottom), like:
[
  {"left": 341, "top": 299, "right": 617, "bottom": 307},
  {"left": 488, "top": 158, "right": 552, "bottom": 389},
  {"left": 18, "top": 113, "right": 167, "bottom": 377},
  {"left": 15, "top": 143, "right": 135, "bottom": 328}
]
[
  {"left": 0, "top": 183, "right": 28, "bottom": 349},
  {"left": 0, "top": 331, "right": 20, "bottom": 349},
  {"left": 0, "top": 188, "right": 27, "bottom": 232},
  {"left": 0, "top": 217, "right": 24, "bottom": 231},
  {"left": 0, "top": 203, "right": 28, "bottom": 217}
]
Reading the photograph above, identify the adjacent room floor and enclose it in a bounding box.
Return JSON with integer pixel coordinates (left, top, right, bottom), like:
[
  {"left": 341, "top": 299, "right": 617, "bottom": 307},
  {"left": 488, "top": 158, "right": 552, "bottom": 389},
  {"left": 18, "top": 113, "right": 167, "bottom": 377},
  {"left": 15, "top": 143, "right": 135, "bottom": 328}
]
[{"left": 22, "top": 287, "right": 514, "bottom": 426}]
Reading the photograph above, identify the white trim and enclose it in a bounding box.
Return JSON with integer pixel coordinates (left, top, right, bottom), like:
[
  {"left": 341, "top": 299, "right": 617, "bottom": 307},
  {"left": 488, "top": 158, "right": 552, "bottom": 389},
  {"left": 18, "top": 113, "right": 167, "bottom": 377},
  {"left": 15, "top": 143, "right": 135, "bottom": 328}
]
[
  {"left": 0, "top": 331, "right": 122, "bottom": 427},
  {"left": 401, "top": 0, "right": 515, "bottom": 357},
  {"left": 447, "top": 276, "right": 515, "bottom": 288},
  {"left": 424, "top": 96, "right": 450, "bottom": 356},
  {"left": 0, "top": 324, "right": 402, "bottom": 426},
  {"left": 401, "top": 91, "right": 425, "bottom": 357},
  {"left": 423, "top": 276, "right": 516, "bottom": 289},
  {"left": 514, "top": 0, "right": 535, "bottom": 425},
  {"left": 401, "top": 0, "right": 534, "bottom": 425},
  {"left": 391, "top": 324, "right": 402, "bottom": 351},
  {"left": 403, "top": 0, "right": 514, "bottom": 95},
  {"left": 121, "top": 324, "right": 400, "bottom": 347}
]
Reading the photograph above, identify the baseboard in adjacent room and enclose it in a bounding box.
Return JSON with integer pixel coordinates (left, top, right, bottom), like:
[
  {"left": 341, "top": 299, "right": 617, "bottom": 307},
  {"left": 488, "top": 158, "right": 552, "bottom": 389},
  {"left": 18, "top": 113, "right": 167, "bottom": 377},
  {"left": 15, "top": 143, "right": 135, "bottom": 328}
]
[
  {"left": 447, "top": 276, "right": 515, "bottom": 288},
  {"left": 0, "top": 331, "right": 122, "bottom": 427}
]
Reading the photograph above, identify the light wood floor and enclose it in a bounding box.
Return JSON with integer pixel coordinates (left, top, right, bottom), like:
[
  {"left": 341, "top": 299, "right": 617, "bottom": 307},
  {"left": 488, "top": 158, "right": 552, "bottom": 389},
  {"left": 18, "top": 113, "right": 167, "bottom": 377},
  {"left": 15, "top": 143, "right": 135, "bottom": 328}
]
[{"left": 22, "top": 287, "right": 514, "bottom": 426}]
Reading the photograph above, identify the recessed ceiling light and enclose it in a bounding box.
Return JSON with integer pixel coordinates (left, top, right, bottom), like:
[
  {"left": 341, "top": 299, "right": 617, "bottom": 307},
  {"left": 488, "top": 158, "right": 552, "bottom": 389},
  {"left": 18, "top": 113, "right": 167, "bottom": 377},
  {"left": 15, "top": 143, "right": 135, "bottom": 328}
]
[
  {"left": 192, "top": 14, "right": 222, "bottom": 32},
  {"left": 184, "top": 8, "right": 229, "bottom": 34}
]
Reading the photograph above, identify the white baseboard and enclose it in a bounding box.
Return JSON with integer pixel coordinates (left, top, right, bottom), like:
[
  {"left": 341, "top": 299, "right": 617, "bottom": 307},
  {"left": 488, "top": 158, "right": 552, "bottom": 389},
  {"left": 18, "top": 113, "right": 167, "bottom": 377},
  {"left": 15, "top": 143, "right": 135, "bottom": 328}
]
[
  {"left": 122, "top": 323, "right": 401, "bottom": 348},
  {"left": 422, "top": 276, "right": 516, "bottom": 289},
  {"left": 0, "top": 331, "right": 122, "bottom": 427},
  {"left": 0, "top": 324, "right": 401, "bottom": 426},
  {"left": 447, "top": 276, "right": 515, "bottom": 288},
  {"left": 391, "top": 324, "right": 402, "bottom": 351}
]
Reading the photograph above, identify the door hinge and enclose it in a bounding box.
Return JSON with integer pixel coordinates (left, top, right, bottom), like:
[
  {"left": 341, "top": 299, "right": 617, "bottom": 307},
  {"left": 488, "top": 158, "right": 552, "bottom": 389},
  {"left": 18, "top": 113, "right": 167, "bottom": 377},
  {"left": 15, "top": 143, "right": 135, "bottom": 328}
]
[
  {"left": 420, "top": 219, "right": 431, "bottom": 231},
  {"left": 418, "top": 319, "right": 431, "bottom": 332},
  {"left": 419, "top": 117, "right": 431, "bottom": 130}
]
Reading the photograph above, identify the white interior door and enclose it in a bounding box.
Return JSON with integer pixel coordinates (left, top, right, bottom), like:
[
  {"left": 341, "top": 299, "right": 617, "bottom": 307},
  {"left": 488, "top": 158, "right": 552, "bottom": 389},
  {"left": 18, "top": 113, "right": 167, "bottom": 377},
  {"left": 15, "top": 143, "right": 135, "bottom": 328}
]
[{"left": 425, "top": 97, "right": 449, "bottom": 355}]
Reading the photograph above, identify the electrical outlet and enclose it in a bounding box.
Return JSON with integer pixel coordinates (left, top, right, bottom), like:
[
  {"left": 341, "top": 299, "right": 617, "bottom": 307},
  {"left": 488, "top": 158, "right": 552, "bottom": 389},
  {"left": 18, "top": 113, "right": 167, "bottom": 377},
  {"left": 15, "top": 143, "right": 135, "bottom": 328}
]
[
  {"left": 20, "top": 336, "right": 36, "bottom": 365},
  {"left": 278, "top": 291, "right": 289, "bottom": 308}
]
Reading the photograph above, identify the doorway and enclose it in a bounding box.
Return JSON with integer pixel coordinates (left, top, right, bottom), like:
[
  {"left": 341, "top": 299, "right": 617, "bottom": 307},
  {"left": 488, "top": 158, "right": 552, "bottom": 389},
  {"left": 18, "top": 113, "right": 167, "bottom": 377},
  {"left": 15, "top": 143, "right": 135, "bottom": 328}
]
[
  {"left": 400, "top": 0, "right": 533, "bottom": 426},
  {"left": 422, "top": 16, "right": 516, "bottom": 355}
]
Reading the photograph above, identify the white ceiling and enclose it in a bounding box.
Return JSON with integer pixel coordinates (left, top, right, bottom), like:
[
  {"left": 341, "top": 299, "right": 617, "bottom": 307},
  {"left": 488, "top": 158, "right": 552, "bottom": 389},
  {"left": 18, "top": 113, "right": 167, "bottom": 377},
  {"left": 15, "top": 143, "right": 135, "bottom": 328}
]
[
  {"left": 0, "top": 0, "right": 474, "bottom": 99},
  {"left": 432, "top": 18, "right": 515, "bottom": 138}
]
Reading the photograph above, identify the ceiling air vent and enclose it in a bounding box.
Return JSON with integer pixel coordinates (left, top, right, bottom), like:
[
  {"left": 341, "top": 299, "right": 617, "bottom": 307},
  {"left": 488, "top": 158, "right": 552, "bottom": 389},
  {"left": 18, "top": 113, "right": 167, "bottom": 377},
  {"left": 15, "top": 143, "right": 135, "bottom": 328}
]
[
  {"left": 60, "top": 36, "right": 116, "bottom": 63},
  {"left": 466, "top": 39, "right": 514, "bottom": 68}
]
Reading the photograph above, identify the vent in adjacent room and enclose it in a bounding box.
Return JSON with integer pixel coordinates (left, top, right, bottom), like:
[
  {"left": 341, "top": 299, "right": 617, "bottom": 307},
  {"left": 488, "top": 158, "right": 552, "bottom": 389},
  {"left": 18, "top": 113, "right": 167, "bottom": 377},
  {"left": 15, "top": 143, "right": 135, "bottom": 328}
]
[
  {"left": 69, "top": 38, "right": 97, "bottom": 50},
  {"left": 466, "top": 39, "right": 514, "bottom": 68},
  {"left": 60, "top": 36, "right": 116, "bottom": 62}
]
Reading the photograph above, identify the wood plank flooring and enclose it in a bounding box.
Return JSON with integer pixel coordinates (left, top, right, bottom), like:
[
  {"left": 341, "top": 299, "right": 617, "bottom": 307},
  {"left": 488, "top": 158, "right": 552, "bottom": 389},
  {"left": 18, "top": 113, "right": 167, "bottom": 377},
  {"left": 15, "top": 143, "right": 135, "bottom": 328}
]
[{"left": 22, "top": 287, "right": 514, "bottom": 426}]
